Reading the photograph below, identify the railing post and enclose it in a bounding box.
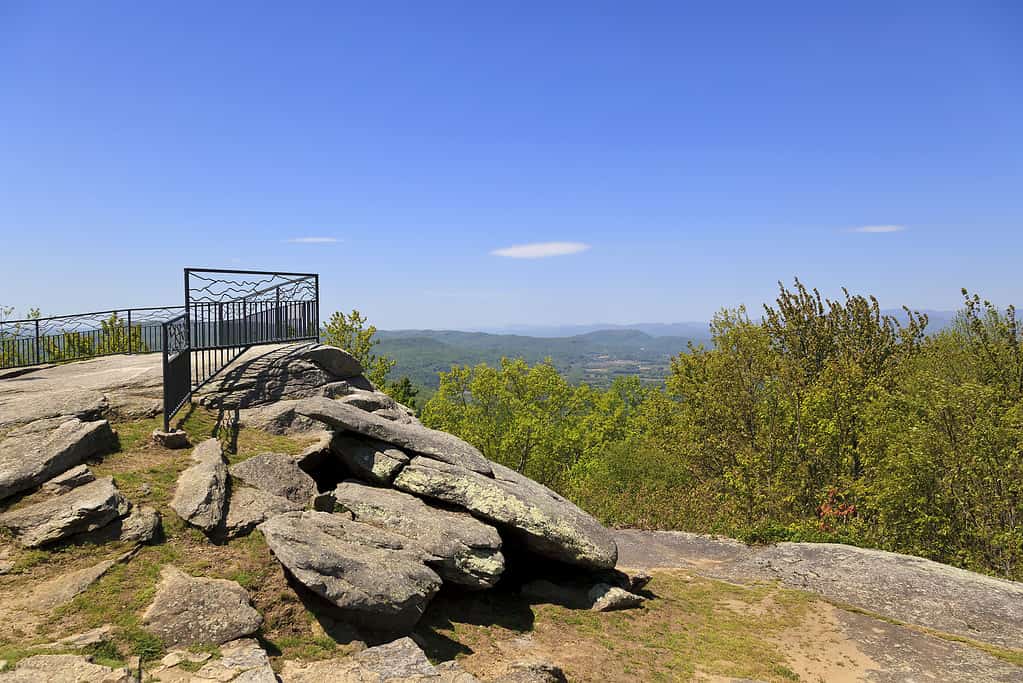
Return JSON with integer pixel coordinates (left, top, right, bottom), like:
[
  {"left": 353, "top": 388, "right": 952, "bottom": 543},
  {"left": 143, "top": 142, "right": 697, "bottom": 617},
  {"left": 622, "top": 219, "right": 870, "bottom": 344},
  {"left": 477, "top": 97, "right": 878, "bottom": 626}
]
[
  {"left": 275, "top": 287, "right": 281, "bottom": 340},
  {"left": 161, "top": 322, "right": 170, "bottom": 432},
  {"left": 126, "top": 309, "right": 132, "bottom": 354},
  {"left": 34, "top": 319, "right": 40, "bottom": 365}
]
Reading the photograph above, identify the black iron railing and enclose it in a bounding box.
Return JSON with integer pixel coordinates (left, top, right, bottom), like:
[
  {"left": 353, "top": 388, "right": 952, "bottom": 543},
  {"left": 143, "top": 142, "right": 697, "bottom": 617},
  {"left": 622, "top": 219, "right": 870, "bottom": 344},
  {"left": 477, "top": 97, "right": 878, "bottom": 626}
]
[
  {"left": 0, "top": 306, "right": 183, "bottom": 370},
  {"left": 161, "top": 268, "right": 320, "bottom": 430}
]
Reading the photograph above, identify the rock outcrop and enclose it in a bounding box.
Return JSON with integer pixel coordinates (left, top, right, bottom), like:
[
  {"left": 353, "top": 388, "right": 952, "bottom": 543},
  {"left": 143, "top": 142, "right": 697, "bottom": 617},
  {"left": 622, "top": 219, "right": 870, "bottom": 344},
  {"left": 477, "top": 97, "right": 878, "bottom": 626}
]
[
  {"left": 0, "top": 477, "right": 128, "bottom": 547},
  {"left": 170, "top": 439, "right": 228, "bottom": 533},
  {"left": 142, "top": 566, "right": 262, "bottom": 647},
  {"left": 295, "top": 396, "right": 493, "bottom": 474},
  {"left": 394, "top": 458, "right": 618, "bottom": 570},
  {"left": 328, "top": 481, "right": 505, "bottom": 589},
  {"left": 0, "top": 418, "right": 115, "bottom": 500},
  {"left": 259, "top": 510, "right": 443, "bottom": 631}
]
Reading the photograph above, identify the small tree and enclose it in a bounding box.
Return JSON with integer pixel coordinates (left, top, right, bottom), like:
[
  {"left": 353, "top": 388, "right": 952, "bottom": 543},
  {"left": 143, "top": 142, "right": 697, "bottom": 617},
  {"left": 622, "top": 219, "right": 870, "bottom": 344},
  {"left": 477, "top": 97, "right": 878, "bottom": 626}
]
[{"left": 320, "top": 308, "right": 416, "bottom": 407}]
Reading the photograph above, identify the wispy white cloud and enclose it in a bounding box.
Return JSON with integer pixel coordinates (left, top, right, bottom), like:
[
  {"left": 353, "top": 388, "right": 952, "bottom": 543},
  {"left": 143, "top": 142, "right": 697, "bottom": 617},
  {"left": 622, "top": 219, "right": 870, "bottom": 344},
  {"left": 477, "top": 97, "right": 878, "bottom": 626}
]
[
  {"left": 491, "top": 241, "right": 591, "bottom": 259},
  {"left": 849, "top": 225, "right": 906, "bottom": 234},
  {"left": 285, "top": 237, "right": 340, "bottom": 244}
]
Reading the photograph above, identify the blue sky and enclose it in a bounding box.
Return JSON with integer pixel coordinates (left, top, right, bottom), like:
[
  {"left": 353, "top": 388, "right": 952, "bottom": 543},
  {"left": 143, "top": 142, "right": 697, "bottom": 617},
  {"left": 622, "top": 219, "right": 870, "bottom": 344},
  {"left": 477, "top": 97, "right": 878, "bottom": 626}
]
[{"left": 2, "top": 1, "right": 1021, "bottom": 329}]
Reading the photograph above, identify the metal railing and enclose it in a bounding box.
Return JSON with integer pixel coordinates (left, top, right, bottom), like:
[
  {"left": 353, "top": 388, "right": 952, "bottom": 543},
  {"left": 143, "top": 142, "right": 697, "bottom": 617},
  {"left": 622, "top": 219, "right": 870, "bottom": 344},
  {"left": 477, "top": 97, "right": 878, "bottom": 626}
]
[
  {"left": 1, "top": 306, "right": 183, "bottom": 370},
  {"left": 161, "top": 268, "right": 320, "bottom": 430}
]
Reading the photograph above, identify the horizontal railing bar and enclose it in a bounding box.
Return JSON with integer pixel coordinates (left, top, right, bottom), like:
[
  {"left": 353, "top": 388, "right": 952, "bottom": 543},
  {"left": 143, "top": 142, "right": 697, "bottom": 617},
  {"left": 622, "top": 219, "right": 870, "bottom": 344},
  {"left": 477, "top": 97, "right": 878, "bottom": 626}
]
[
  {"left": 2, "top": 306, "right": 183, "bottom": 326},
  {"left": 185, "top": 267, "right": 317, "bottom": 277}
]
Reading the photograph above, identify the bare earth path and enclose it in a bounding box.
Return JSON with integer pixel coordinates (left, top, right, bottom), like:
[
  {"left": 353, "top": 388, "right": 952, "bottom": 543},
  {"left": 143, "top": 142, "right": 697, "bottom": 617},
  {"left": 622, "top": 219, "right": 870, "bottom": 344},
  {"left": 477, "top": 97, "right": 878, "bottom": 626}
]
[{"left": 614, "top": 529, "right": 1023, "bottom": 682}]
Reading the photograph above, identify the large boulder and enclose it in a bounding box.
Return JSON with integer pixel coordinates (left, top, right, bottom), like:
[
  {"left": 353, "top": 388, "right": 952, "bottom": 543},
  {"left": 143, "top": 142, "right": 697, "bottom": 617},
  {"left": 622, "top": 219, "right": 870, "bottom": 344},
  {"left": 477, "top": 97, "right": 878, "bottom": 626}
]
[
  {"left": 0, "top": 418, "right": 115, "bottom": 501},
  {"left": 295, "top": 397, "right": 492, "bottom": 475},
  {"left": 230, "top": 452, "right": 317, "bottom": 505},
  {"left": 0, "top": 477, "right": 129, "bottom": 547},
  {"left": 141, "top": 566, "right": 262, "bottom": 647},
  {"left": 329, "top": 433, "right": 409, "bottom": 485},
  {"left": 259, "top": 510, "right": 442, "bottom": 631},
  {"left": 170, "top": 439, "right": 228, "bottom": 532},
  {"left": 394, "top": 458, "right": 618, "bottom": 570},
  {"left": 197, "top": 343, "right": 368, "bottom": 409},
  {"left": 328, "top": 481, "right": 505, "bottom": 589}
]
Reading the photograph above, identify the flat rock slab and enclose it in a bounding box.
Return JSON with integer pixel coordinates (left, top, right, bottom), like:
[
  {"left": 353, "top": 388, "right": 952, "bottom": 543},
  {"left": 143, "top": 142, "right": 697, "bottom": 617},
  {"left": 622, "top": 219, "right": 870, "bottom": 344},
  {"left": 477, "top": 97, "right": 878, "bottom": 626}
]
[
  {"left": 230, "top": 452, "right": 317, "bottom": 505},
  {"left": 330, "top": 481, "right": 505, "bottom": 589},
  {"left": 613, "top": 530, "right": 1023, "bottom": 653},
  {"left": 279, "top": 636, "right": 479, "bottom": 682},
  {"left": 41, "top": 464, "right": 95, "bottom": 495},
  {"left": 142, "top": 566, "right": 262, "bottom": 647},
  {"left": 394, "top": 458, "right": 618, "bottom": 571},
  {"left": 330, "top": 433, "right": 410, "bottom": 485},
  {"left": 296, "top": 396, "right": 493, "bottom": 475},
  {"left": 0, "top": 654, "right": 132, "bottom": 682},
  {"left": 26, "top": 556, "right": 121, "bottom": 611},
  {"left": 151, "top": 638, "right": 275, "bottom": 682},
  {"left": 170, "top": 438, "right": 228, "bottom": 532},
  {"left": 222, "top": 485, "right": 303, "bottom": 539},
  {"left": 0, "top": 476, "right": 128, "bottom": 547},
  {"left": 736, "top": 542, "right": 1023, "bottom": 652},
  {"left": 0, "top": 418, "right": 115, "bottom": 501},
  {"left": 0, "top": 388, "right": 108, "bottom": 431},
  {"left": 259, "top": 510, "right": 442, "bottom": 631}
]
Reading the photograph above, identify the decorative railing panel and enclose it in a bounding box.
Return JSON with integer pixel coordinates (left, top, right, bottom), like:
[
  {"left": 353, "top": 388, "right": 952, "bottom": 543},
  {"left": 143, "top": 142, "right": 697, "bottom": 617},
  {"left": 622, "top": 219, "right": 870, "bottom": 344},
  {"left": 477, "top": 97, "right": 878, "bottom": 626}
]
[
  {"left": 1, "top": 306, "right": 183, "bottom": 370},
  {"left": 161, "top": 268, "right": 319, "bottom": 430}
]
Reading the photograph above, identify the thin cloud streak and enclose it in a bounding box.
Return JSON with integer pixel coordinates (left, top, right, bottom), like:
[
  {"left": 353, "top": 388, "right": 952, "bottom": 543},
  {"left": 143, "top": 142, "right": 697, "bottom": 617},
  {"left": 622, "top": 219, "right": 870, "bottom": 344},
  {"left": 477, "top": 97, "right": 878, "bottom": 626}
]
[
  {"left": 491, "top": 241, "right": 591, "bottom": 259},
  {"left": 285, "top": 237, "right": 340, "bottom": 243},
  {"left": 849, "top": 225, "right": 906, "bottom": 233}
]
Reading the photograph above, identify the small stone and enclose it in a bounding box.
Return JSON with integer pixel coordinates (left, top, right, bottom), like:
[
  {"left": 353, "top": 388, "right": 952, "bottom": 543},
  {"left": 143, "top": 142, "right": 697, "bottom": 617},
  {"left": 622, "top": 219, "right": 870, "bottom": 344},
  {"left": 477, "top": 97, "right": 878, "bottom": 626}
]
[
  {"left": 588, "top": 583, "right": 645, "bottom": 612},
  {"left": 40, "top": 625, "right": 114, "bottom": 649},
  {"left": 496, "top": 661, "right": 568, "bottom": 683},
  {"left": 41, "top": 464, "right": 95, "bottom": 495},
  {"left": 152, "top": 429, "right": 190, "bottom": 449}
]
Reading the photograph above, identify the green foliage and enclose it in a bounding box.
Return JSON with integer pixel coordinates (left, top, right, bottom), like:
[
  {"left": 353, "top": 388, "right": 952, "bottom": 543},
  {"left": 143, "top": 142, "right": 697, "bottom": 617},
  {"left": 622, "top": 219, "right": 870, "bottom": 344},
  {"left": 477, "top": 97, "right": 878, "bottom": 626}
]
[
  {"left": 321, "top": 309, "right": 395, "bottom": 386},
  {"left": 416, "top": 281, "right": 1023, "bottom": 581}
]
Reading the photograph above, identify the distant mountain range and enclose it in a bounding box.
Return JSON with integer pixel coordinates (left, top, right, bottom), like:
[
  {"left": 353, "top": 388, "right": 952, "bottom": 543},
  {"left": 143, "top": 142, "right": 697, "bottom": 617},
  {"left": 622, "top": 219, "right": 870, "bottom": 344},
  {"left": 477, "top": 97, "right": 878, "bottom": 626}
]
[{"left": 378, "top": 310, "right": 959, "bottom": 392}]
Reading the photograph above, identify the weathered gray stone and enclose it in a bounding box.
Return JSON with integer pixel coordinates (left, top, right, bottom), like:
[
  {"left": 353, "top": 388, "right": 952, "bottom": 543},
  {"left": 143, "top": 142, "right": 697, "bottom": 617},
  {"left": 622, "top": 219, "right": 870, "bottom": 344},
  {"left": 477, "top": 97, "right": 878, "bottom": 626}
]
[
  {"left": 26, "top": 557, "right": 120, "bottom": 611},
  {"left": 230, "top": 452, "right": 317, "bottom": 505},
  {"left": 336, "top": 389, "right": 416, "bottom": 423},
  {"left": 237, "top": 400, "right": 321, "bottom": 435},
  {"left": 330, "top": 433, "right": 409, "bottom": 485},
  {"left": 0, "top": 418, "right": 115, "bottom": 500},
  {"left": 39, "top": 624, "right": 114, "bottom": 650},
  {"left": 0, "top": 477, "right": 128, "bottom": 547},
  {"left": 259, "top": 510, "right": 442, "bottom": 631},
  {"left": 78, "top": 505, "right": 162, "bottom": 545},
  {"left": 197, "top": 343, "right": 363, "bottom": 409},
  {"left": 588, "top": 583, "right": 645, "bottom": 611},
  {"left": 170, "top": 438, "right": 227, "bottom": 532},
  {"left": 395, "top": 458, "right": 618, "bottom": 570},
  {"left": 0, "top": 388, "right": 108, "bottom": 431},
  {"left": 41, "top": 464, "right": 95, "bottom": 495},
  {"left": 142, "top": 566, "right": 262, "bottom": 647},
  {"left": 494, "top": 662, "right": 567, "bottom": 683},
  {"left": 154, "top": 638, "right": 276, "bottom": 682},
  {"left": 329, "top": 481, "right": 504, "bottom": 589},
  {"left": 222, "top": 485, "right": 302, "bottom": 538},
  {"left": 279, "top": 637, "right": 472, "bottom": 682},
  {"left": 0, "top": 654, "right": 132, "bottom": 682},
  {"left": 295, "top": 397, "right": 492, "bottom": 475},
  {"left": 300, "top": 344, "right": 364, "bottom": 378},
  {"left": 151, "top": 429, "right": 190, "bottom": 449}
]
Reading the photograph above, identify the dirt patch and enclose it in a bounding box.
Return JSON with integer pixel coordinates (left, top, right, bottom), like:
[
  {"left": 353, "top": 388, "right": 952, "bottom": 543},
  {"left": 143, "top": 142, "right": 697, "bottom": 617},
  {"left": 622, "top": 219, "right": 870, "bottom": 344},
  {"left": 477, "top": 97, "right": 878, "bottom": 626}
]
[{"left": 773, "top": 602, "right": 878, "bottom": 683}]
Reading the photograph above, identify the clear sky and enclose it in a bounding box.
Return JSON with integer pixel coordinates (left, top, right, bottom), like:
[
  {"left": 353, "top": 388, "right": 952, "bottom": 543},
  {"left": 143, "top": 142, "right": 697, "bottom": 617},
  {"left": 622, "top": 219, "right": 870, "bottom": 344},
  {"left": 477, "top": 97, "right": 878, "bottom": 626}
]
[{"left": 2, "top": 1, "right": 1021, "bottom": 329}]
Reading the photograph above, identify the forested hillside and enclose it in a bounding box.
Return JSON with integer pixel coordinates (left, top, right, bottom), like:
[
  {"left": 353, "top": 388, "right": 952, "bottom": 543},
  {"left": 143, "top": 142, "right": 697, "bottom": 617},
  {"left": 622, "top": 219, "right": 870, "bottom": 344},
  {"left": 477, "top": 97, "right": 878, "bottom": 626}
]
[
  {"left": 414, "top": 281, "right": 1023, "bottom": 582},
  {"left": 375, "top": 328, "right": 706, "bottom": 389}
]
